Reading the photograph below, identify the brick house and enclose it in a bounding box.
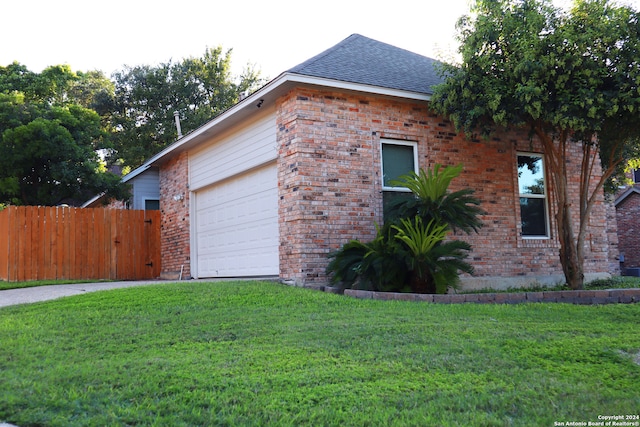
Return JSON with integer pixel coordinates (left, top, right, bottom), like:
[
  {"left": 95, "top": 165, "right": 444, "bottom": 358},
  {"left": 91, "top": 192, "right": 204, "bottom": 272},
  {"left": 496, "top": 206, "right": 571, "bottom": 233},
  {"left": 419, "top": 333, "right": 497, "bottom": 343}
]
[
  {"left": 132, "top": 34, "right": 617, "bottom": 288},
  {"left": 615, "top": 170, "right": 640, "bottom": 273}
]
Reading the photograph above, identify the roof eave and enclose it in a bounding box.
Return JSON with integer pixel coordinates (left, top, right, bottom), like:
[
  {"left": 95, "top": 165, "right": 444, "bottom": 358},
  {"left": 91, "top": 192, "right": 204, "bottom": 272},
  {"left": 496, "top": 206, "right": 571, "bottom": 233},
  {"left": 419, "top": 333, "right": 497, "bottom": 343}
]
[
  {"left": 144, "top": 72, "right": 432, "bottom": 167},
  {"left": 284, "top": 72, "right": 433, "bottom": 102},
  {"left": 615, "top": 186, "right": 640, "bottom": 206}
]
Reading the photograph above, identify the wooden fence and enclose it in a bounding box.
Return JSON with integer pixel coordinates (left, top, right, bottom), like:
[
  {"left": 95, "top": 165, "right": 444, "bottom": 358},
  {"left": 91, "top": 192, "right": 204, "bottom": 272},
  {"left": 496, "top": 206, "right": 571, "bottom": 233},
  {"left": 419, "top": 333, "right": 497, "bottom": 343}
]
[{"left": 0, "top": 206, "right": 161, "bottom": 282}]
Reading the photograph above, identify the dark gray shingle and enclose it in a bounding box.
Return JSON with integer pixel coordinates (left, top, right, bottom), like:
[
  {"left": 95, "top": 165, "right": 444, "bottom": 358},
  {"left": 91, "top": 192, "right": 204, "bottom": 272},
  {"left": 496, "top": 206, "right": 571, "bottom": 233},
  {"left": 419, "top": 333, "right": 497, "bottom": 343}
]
[{"left": 287, "top": 34, "right": 443, "bottom": 95}]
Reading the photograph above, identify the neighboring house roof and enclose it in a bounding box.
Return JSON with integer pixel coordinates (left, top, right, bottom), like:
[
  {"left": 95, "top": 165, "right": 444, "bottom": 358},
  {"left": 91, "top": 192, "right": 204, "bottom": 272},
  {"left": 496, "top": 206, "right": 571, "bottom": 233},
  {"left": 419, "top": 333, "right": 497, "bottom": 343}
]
[
  {"left": 615, "top": 186, "right": 640, "bottom": 206},
  {"left": 81, "top": 165, "right": 156, "bottom": 207},
  {"left": 288, "top": 34, "right": 443, "bottom": 95}
]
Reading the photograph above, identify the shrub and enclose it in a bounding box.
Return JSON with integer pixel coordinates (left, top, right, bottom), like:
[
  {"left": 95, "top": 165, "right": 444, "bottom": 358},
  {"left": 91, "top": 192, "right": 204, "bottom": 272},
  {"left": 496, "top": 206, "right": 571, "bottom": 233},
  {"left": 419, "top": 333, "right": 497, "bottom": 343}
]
[
  {"left": 393, "top": 216, "right": 474, "bottom": 294},
  {"left": 327, "top": 164, "right": 482, "bottom": 293},
  {"left": 326, "top": 224, "right": 410, "bottom": 292}
]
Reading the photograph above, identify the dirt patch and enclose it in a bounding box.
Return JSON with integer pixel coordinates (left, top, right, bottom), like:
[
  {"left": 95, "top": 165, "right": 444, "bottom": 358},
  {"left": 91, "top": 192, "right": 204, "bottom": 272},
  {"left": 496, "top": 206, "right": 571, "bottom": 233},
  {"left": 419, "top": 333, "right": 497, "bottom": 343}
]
[{"left": 616, "top": 349, "right": 640, "bottom": 366}]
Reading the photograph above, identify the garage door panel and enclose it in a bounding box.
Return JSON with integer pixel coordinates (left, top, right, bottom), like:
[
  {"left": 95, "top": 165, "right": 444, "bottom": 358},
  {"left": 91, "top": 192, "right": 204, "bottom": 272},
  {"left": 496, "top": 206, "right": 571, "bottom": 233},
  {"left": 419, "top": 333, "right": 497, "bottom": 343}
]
[{"left": 194, "top": 164, "right": 278, "bottom": 278}]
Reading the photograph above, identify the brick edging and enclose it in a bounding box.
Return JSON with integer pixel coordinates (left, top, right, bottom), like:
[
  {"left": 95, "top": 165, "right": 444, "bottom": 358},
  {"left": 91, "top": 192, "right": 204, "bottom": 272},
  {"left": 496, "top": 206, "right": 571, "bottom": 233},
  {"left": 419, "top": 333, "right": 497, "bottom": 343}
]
[{"left": 339, "top": 288, "right": 640, "bottom": 304}]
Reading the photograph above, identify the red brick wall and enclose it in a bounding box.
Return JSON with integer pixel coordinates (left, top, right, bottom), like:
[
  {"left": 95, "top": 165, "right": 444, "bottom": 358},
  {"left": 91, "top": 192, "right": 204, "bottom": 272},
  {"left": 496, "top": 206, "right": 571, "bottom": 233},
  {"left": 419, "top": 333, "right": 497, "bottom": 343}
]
[
  {"left": 616, "top": 191, "right": 640, "bottom": 268},
  {"left": 606, "top": 201, "right": 620, "bottom": 275},
  {"left": 276, "top": 87, "right": 615, "bottom": 285},
  {"left": 159, "top": 151, "right": 191, "bottom": 279}
]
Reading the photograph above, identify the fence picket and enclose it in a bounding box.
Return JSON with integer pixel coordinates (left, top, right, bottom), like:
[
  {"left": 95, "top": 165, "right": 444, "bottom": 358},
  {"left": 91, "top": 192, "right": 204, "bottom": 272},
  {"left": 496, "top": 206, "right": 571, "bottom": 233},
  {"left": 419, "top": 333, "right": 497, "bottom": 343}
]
[
  {"left": 18, "top": 206, "right": 28, "bottom": 282},
  {"left": 0, "top": 205, "right": 7, "bottom": 279},
  {"left": 0, "top": 206, "right": 161, "bottom": 282}
]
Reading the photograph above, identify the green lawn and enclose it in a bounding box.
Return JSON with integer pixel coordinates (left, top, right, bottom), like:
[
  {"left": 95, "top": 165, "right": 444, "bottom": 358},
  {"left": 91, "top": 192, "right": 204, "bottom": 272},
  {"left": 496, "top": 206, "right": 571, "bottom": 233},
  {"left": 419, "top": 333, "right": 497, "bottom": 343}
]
[
  {"left": 1, "top": 281, "right": 638, "bottom": 426},
  {"left": 2, "top": 275, "right": 639, "bottom": 292}
]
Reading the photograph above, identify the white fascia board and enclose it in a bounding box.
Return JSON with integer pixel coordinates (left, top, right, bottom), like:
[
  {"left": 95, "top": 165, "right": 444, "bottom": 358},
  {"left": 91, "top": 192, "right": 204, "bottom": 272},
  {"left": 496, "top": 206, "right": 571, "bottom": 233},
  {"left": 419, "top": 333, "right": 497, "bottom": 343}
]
[
  {"left": 81, "top": 193, "right": 105, "bottom": 207},
  {"left": 283, "top": 73, "right": 432, "bottom": 102},
  {"left": 145, "top": 72, "right": 431, "bottom": 166},
  {"left": 121, "top": 164, "right": 152, "bottom": 182}
]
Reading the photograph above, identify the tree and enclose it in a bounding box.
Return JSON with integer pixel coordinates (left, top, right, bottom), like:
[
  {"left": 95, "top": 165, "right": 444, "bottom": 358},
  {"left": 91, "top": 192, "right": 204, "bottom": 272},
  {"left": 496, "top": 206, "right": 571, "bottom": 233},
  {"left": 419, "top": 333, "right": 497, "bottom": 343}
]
[
  {"left": 0, "top": 63, "right": 113, "bottom": 107},
  {"left": 108, "top": 46, "right": 265, "bottom": 168},
  {"left": 430, "top": 0, "right": 640, "bottom": 289},
  {"left": 0, "top": 64, "right": 126, "bottom": 206}
]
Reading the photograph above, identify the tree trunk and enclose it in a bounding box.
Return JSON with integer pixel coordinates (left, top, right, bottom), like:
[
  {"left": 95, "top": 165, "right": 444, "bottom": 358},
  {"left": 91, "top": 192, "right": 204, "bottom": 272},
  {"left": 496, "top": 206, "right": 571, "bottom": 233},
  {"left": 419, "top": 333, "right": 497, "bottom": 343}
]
[
  {"left": 409, "top": 271, "right": 436, "bottom": 294},
  {"left": 557, "top": 202, "right": 584, "bottom": 290},
  {"left": 538, "top": 129, "right": 585, "bottom": 290},
  {"left": 534, "top": 126, "right": 622, "bottom": 291}
]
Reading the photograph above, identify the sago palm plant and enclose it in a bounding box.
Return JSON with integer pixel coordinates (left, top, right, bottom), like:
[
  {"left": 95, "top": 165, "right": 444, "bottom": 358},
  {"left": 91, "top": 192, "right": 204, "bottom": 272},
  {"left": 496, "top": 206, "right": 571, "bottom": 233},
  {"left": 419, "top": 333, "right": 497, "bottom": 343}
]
[
  {"left": 387, "top": 164, "right": 484, "bottom": 234},
  {"left": 327, "top": 164, "right": 482, "bottom": 293},
  {"left": 392, "top": 216, "right": 474, "bottom": 294},
  {"left": 326, "top": 225, "right": 410, "bottom": 292}
]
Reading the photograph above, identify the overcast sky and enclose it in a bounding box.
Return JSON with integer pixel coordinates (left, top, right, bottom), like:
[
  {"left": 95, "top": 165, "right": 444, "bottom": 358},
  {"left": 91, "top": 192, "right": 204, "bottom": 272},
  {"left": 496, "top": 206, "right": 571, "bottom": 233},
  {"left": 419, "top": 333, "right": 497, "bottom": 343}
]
[{"left": 2, "top": 0, "right": 639, "bottom": 81}]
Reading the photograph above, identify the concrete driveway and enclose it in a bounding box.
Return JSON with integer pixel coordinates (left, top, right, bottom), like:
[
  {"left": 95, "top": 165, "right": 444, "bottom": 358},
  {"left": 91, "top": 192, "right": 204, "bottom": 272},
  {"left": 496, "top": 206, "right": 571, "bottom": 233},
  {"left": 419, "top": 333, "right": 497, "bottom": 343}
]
[{"left": 0, "top": 280, "right": 168, "bottom": 308}]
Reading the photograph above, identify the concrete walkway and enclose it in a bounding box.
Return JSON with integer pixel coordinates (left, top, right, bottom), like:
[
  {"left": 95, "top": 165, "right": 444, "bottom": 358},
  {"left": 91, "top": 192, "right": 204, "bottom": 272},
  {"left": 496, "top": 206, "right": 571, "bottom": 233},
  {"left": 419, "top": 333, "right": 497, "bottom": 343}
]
[{"left": 0, "top": 280, "right": 168, "bottom": 308}]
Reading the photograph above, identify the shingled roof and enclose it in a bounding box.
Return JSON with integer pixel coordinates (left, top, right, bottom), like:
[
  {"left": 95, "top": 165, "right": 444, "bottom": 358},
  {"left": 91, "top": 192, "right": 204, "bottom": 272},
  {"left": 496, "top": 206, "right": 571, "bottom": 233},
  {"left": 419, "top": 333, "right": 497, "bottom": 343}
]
[{"left": 287, "top": 34, "right": 443, "bottom": 95}]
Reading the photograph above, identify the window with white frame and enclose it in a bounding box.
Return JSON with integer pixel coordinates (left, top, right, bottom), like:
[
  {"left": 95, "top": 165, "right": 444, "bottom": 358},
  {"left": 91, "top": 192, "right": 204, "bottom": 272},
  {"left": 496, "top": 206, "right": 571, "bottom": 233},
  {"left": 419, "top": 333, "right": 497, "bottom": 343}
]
[
  {"left": 517, "top": 153, "right": 549, "bottom": 238},
  {"left": 381, "top": 139, "right": 418, "bottom": 218}
]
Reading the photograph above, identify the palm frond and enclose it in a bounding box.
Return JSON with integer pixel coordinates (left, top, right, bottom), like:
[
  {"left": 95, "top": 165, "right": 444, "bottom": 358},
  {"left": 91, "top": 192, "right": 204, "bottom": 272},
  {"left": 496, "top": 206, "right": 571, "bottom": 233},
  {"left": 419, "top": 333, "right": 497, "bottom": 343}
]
[
  {"left": 390, "top": 164, "right": 464, "bottom": 201},
  {"left": 388, "top": 164, "right": 484, "bottom": 234},
  {"left": 392, "top": 216, "right": 449, "bottom": 257}
]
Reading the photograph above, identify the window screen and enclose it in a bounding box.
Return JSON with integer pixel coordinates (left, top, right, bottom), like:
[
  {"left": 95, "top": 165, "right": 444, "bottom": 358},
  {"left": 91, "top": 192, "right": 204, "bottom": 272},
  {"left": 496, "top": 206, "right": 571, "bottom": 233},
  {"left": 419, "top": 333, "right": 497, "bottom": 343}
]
[
  {"left": 382, "top": 142, "right": 416, "bottom": 188},
  {"left": 145, "top": 199, "right": 160, "bottom": 211}
]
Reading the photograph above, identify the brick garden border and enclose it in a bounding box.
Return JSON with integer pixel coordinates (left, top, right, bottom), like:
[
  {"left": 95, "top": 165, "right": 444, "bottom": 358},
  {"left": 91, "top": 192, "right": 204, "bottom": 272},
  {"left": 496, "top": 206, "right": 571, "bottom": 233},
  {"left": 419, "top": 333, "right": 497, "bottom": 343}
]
[{"left": 335, "top": 288, "right": 640, "bottom": 305}]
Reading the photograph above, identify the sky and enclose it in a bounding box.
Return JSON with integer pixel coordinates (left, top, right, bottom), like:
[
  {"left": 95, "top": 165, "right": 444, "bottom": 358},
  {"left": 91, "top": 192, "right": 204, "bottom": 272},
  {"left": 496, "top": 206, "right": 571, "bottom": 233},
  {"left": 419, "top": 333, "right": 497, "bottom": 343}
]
[
  {"left": 2, "top": 0, "right": 639, "bottom": 82},
  {"left": 1, "top": 0, "right": 472, "bottom": 80}
]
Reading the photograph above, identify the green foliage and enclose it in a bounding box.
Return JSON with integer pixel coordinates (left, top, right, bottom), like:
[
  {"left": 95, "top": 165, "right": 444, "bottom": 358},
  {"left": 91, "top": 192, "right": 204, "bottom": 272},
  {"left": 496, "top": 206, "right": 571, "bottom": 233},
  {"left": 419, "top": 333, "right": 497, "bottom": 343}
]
[
  {"left": 0, "top": 63, "right": 113, "bottom": 108},
  {"left": 0, "top": 63, "right": 126, "bottom": 206},
  {"left": 393, "top": 217, "right": 448, "bottom": 257},
  {"left": 1, "top": 282, "right": 639, "bottom": 426},
  {"left": 326, "top": 226, "right": 410, "bottom": 292},
  {"left": 328, "top": 164, "right": 480, "bottom": 293},
  {"left": 398, "top": 164, "right": 459, "bottom": 198},
  {"left": 432, "top": 0, "right": 640, "bottom": 138},
  {"left": 387, "top": 164, "right": 484, "bottom": 233},
  {"left": 393, "top": 217, "right": 474, "bottom": 293},
  {"left": 108, "top": 46, "right": 266, "bottom": 168},
  {"left": 0, "top": 46, "right": 265, "bottom": 204}
]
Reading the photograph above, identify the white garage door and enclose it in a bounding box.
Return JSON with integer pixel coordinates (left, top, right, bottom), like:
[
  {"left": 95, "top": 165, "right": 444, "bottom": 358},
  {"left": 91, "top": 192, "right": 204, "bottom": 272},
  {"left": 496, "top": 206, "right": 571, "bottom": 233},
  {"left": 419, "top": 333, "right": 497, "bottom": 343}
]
[{"left": 193, "top": 163, "right": 279, "bottom": 278}]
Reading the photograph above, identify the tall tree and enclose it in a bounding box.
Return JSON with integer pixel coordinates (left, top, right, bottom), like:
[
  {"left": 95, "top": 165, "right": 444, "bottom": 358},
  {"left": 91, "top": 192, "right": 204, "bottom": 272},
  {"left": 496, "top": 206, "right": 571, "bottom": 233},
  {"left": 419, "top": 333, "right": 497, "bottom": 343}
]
[
  {"left": 109, "top": 46, "right": 264, "bottom": 168},
  {"left": 430, "top": 0, "right": 640, "bottom": 289},
  {"left": 0, "top": 64, "right": 126, "bottom": 206}
]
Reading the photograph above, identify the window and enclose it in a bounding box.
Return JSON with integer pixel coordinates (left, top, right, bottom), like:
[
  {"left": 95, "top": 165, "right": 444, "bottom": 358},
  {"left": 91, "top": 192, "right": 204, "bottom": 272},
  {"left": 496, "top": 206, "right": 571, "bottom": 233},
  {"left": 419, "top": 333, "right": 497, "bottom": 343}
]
[
  {"left": 381, "top": 139, "right": 418, "bottom": 218},
  {"left": 517, "top": 153, "right": 549, "bottom": 238},
  {"left": 144, "top": 199, "right": 160, "bottom": 211}
]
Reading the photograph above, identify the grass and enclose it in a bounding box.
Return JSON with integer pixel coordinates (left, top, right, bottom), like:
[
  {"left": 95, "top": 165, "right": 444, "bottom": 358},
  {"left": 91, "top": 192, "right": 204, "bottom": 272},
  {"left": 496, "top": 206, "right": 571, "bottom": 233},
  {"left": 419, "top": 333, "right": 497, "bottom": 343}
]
[
  {"left": 2, "top": 275, "right": 638, "bottom": 293},
  {"left": 0, "top": 281, "right": 639, "bottom": 426}
]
